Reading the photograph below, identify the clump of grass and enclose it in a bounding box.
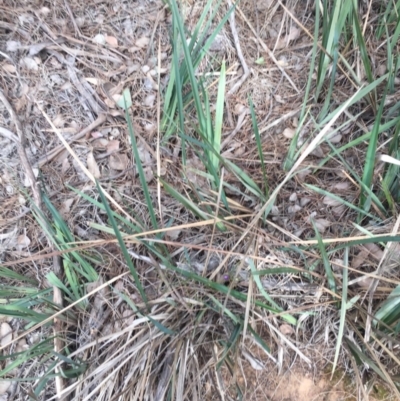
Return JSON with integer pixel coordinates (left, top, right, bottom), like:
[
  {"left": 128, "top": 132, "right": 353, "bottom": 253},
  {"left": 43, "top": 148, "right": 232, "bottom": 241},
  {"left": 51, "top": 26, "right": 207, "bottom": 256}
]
[{"left": 2, "top": 0, "right": 400, "bottom": 399}]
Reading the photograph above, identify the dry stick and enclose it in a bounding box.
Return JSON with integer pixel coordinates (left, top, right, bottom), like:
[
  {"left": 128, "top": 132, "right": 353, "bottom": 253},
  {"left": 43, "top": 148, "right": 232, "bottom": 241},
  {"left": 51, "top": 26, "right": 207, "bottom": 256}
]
[
  {"left": 145, "top": 5, "right": 168, "bottom": 64},
  {"left": 226, "top": 0, "right": 250, "bottom": 96},
  {"left": 38, "top": 114, "right": 107, "bottom": 167},
  {"left": 0, "top": 90, "right": 65, "bottom": 399},
  {"left": 63, "top": 0, "right": 81, "bottom": 36},
  {"left": 66, "top": 63, "right": 107, "bottom": 115},
  {"left": 221, "top": 109, "right": 247, "bottom": 150},
  {"left": 259, "top": 107, "right": 301, "bottom": 135},
  {"left": 236, "top": 5, "right": 299, "bottom": 94}
]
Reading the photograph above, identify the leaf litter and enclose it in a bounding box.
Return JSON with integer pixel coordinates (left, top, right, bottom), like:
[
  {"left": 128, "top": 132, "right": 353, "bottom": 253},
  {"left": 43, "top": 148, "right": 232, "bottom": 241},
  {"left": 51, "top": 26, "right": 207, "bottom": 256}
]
[{"left": 0, "top": 0, "right": 399, "bottom": 400}]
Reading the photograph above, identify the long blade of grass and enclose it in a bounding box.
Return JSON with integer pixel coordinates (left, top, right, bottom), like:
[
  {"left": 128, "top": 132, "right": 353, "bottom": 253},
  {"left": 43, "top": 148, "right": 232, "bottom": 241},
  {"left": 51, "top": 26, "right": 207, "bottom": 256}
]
[
  {"left": 360, "top": 82, "right": 389, "bottom": 215},
  {"left": 249, "top": 97, "right": 268, "bottom": 198},
  {"left": 95, "top": 180, "right": 149, "bottom": 308},
  {"left": 211, "top": 61, "right": 226, "bottom": 174},
  {"left": 332, "top": 247, "right": 348, "bottom": 376},
  {"left": 312, "top": 220, "right": 337, "bottom": 295},
  {"left": 125, "top": 99, "right": 158, "bottom": 230},
  {"left": 305, "top": 184, "right": 377, "bottom": 220},
  {"left": 315, "top": 0, "right": 341, "bottom": 100}
]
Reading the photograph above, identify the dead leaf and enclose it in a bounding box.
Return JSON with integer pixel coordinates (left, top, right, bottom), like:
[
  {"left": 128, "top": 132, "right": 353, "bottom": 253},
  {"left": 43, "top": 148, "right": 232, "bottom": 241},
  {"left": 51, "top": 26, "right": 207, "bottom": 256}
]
[
  {"left": 87, "top": 151, "right": 101, "bottom": 178},
  {"left": 279, "top": 324, "right": 294, "bottom": 335},
  {"left": 135, "top": 36, "right": 150, "bottom": 48},
  {"left": 61, "top": 157, "right": 71, "bottom": 175},
  {"left": 93, "top": 34, "right": 106, "bottom": 45},
  {"left": 332, "top": 204, "right": 346, "bottom": 216},
  {"left": 311, "top": 218, "right": 331, "bottom": 233},
  {"left": 329, "top": 133, "right": 342, "bottom": 143},
  {"left": 106, "top": 140, "right": 120, "bottom": 154},
  {"left": 109, "top": 153, "right": 129, "bottom": 170},
  {"left": 141, "top": 65, "right": 151, "bottom": 74},
  {"left": 166, "top": 229, "right": 181, "bottom": 240},
  {"left": 143, "top": 166, "right": 153, "bottom": 182},
  {"left": 331, "top": 258, "right": 343, "bottom": 273},
  {"left": 137, "top": 143, "right": 151, "bottom": 164},
  {"left": 363, "top": 243, "right": 384, "bottom": 261},
  {"left": 20, "top": 57, "right": 38, "bottom": 71},
  {"left": 16, "top": 234, "right": 31, "bottom": 251},
  {"left": 288, "top": 204, "right": 301, "bottom": 214},
  {"left": 105, "top": 36, "right": 118, "bottom": 48},
  {"left": 86, "top": 77, "right": 100, "bottom": 86},
  {"left": 323, "top": 195, "right": 343, "bottom": 207},
  {"left": 351, "top": 249, "right": 369, "bottom": 269},
  {"left": 92, "top": 138, "right": 109, "bottom": 150},
  {"left": 2, "top": 64, "right": 16, "bottom": 73},
  {"left": 91, "top": 131, "right": 103, "bottom": 139},
  {"left": 61, "top": 81, "right": 72, "bottom": 91},
  {"left": 300, "top": 197, "right": 311, "bottom": 207},
  {"left": 282, "top": 127, "right": 295, "bottom": 138},
  {"left": 6, "top": 41, "right": 21, "bottom": 52},
  {"left": 60, "top": 198, "right": 74, "bottom": 219},
  {"left": 333, "top": 182, "right": 350, "bottom": 191},
  {"left": 52, "top": 115, "right": 65, "bottom": 128},
  {"left": 23, "top": 166, "right": 39, "bottom": 187},
  {"left": 40, "top": 6, "right": 51, "bottom": 15},
  {"left": 144, "top": 94, "right": 156, "bottom": 107},
  {"left": 0, "top": 322, "right": 12, "bottom": 347},
  {"left": 234, "top": 103, "right": 247, "bottom": 115},
  {"left": 357, "top": 276, "right": 374, "bottom": 288},
  {"left": 310, "top": 146, "right": 325, "bottom": 158},
  {"left": 297, "top": 169, "right": 311, "bottom": 181},
  {"left": 110, "top": 128, "right": 120, "bottom": 138},
  {"left": 104, "top": 97, "right": 116, "bottom": 108},
  {"left": 15, "top": 338, "right": 28, "bottom": 353},
  {"left": 0, "top": 380, "right": 11, "bottom": 396},
  {"left": 276, "top": 26, "right": 301, "bottom": 49}
]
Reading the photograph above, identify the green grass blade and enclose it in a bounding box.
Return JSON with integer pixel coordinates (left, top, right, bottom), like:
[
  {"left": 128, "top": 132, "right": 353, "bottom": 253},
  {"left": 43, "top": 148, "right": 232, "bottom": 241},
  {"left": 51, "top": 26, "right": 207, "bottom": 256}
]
[
  {"left": 312, "top": 220, "right": 337, "bottom": 295},
  {"left": 125, "top": 102, "right": 158, "bottom": 230},
  {"left": 332, "top": 247, "right": 348, "bottom": 376},
  {"left": 359, "top": 83, "right": 389, "bottom": 215},
  {"left": 249, "top": 97, "right": 268, "bottom": 198},
  {"left": 211, "top": 61, "right": 226, "bottom": 174},
  {"left": 305, "top": 184, "right": 377, "bottom": 220},
  {"left": 0, "top": 266, "right": 37, "bottom": 285},
  {"left": 315, "top": 0, "right": 341, "bottom": 100},
  {"left": 95, "top": 180, "right": 149, "bottom": 308}
]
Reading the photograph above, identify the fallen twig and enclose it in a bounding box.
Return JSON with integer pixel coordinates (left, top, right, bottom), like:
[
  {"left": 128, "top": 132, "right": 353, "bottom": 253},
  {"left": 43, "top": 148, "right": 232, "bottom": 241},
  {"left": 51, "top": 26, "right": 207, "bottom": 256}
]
[
  {"left": 38, "top": 114, "right": 107, "bottom": 167},
  {"left": 227, "top": 0, "right": 250, "bottom": 96}
]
